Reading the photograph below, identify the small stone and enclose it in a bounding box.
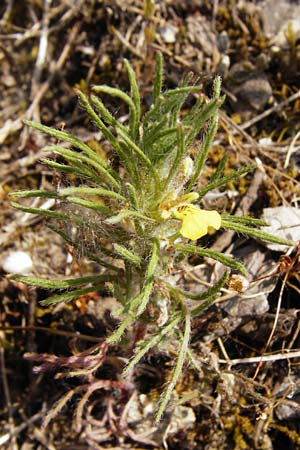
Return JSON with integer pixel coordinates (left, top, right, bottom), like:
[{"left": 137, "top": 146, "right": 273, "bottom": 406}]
[
  {"left": 223, "top": 295, "right": 269, "bottom": 318},
  {"left": 259, "top": 137, "right": 273, "bottom": 146},
  {"left": 2, "top": 251, "right": 33, "bottom": 274},
  {"left": 159, "top": 25, "right": 178, "bottom": 44},
  {"left": 261, "top": 207, "right": 300, "bottom": 251},
  {"left": 276, "top": 400, "right": 300, "bottom": 420}
]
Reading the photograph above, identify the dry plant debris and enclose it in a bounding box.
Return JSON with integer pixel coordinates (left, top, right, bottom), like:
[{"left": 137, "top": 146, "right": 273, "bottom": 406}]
[{"left": 1, "top": 1, "right": 300, "bottom": 449}]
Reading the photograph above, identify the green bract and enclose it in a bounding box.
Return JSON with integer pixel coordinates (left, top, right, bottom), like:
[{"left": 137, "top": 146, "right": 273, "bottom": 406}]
[{"left": 10, "top": 53, "right": 293, "bottom": 421}]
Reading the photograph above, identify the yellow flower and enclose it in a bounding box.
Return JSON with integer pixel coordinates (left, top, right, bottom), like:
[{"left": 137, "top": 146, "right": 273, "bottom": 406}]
[{"left": 174, "top": 205, "right": 221, "bottom": 240}]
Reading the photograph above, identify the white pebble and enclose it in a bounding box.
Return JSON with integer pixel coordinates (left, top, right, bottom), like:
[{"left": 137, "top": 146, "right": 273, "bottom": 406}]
[
  {"left": 2, "top": 251, "right": 33, "bottom": 274},
  {"left": 159, "top": 25, "right": 178, "bottom": 44},
  {"left": 259, "top": 137, "right": 273, "bottom": 146}
]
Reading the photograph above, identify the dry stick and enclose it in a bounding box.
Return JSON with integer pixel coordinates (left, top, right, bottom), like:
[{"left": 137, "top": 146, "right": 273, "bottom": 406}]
[
  {"left": 287, "top": 313, "right": 300, "bottom": 349},
  {"left": 86, "top": 42, "right": 104, "bottom": 85},
  {"left": 220, "top": 112, "right": 297, "bottom": 205},
  {"left": 27, "top": 19, "right": 82, "bottom": 123},
  {"left": 0, "top": 19, "right": 80, "bottom": 145},
  {"left": 30, "top": 0, "right": 52, "bottom": 122},
  {"left": 210, "top": 168, "right": 265, "bottom": 253},
  {"left": 150, "top": 42, "right": 199, "bottom": 68},
  {"left": 18, "top": 409, "right": 57, "bottom": 450},
  {"left": 0, "top": 411, "right": 45, "bottom": 447},
  {"left": 219, "top": 349, "right": 300, "bottom": 366},
  {"left": 14, "top": 20, "right": 81, "bottom": 149},
  {"left": 111, "top": 25, "right": 143, "bottom": 59},
  {"left": 27, "top": 295, "right": 38, "bottom": 362},
  {"left": 0, "top": 325, "right": 103, "bottom": 343},
  {"left": 1, "top": 148, "right": 46, "bottom": 179},
  {"left": 120, "top": 393, "right": 158, "bottom": 447},
  {"left": 0, "top": 346, "right": 18, "bottom": 450},
  {"left": 6, "top": 3, "right": 78, "bottom": 47},
  {"left": 212, "top": 0, "right": 219, "bottom": 31},
  {"left": 0, "top": 44, "right": 22, "bottom": 86},
  {"left": 0, "top": 0, "right": 14, "bottom": 26},
  {"left": 252, "top": 268, "right": 290, "bottom": 380},
  {"left": 121, "top": 4, "right": 162, "bottom": 24},
  {"left": 240, "top": 89, "right": 300, "bottom": 131},
  {"left": 255, "top": 158, "right": 290, "bottom": 206},
  {"left": 284, "top": 127, "right": 300, "bottom": 168}
]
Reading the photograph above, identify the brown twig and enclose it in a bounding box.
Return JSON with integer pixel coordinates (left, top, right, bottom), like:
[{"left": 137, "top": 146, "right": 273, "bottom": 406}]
[
  {"left": 30, "top": 0, "right": 52, "bottom": 111},
  {"left": 219, "top": 348, "right": 300, "bottom": 366},
  {"left": 0, "top": 345, "right": 18, "bottom": 450},
  {"left": 240, "top": 90, "right": 300, "bottom": 131},
  {"left": 253, "top": 255, "right": 295, "bottom": 379},
  {"left": 0, "top": 410, "right": 46, "bottom": 447},
  {"left": 26, "top": 20, "right": 82, "bottom": 125},
  {"left": 210, "top": 168, "right": 265, "bottom": 253},
  {"left": 0, "top": 19, "right": 82, "bottom": 149},
  {"left": 110, "top": 25, "right": 143, "bottom": 59},
  {"left": 0, "top": 325, "right": 104, "bottom": 342}
]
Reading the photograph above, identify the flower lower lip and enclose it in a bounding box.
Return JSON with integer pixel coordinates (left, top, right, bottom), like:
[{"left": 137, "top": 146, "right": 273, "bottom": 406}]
[{"left": 174, "top": 205, "right": 221, "bottom": 240}]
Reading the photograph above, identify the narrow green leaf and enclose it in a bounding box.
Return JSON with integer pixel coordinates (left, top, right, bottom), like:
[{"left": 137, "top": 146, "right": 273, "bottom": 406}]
[
  {"left": 10, "top": 190, "right": 59, "bottom": 199},
  {"left": 92, "top": 85, "right": 137, "bottom": 134},
  {"left": 210, "top": 153, "right": 227, "bottom": 182},
  {"left": 155, "top": 312, "right": 191, "bottom": 422},
  {"left": 213, "top": 75, "right": 222, "bottom": 98},
  {"left": 221, "top": 215, "right": 269, "bottom": 227},
  {"left": 125, "top": 182, "right": 140, "bottom": 209},
  {"left": 136, "top": 239, "right": 160, "bottom": 315},
  {"left": 105, "top": 210, "right": 154, "bottom": 224},
  {"left": 187, "top": 109, "right": 218, "bottom": 191},
  {"left": 181, "top": 96, "right": 203, "bottom": 126},
  {"left": 11, "top": 202, "right": 84, "bottom": 224},
  {"left": 106, "top": 314, "right": 134, "bottom": 344},
  {"left": 124, "top": 59, "right": 141, "bottom": 139},
  {"left": 164, "top": 86, "right": 201, "bottom": 97},
  {"left": 113, "top": 243, "right": 141, "bottom": 266},
  {"left": 59, "top": 187, "right": 126, "bottom": 202},
  {"left": 165, "top": 122, "right": 186, "bottom": 187},
  {"left": 40, "top": 285, "right": 105, "bottom": 305},
  {"left": 117, "top": 127, "right": 160, "bottom": 187},
  {"left": 91, "top": 95, "right": 142, "bottom": 184},
  {"left": 167, "top": 270, "right": 229, "bottom": 301},
  {"left": 221, "top": 219, "right": 295, "bottom": 246},
  {"left": 183, "top": 97, "right": 221, "bottom": 148},
  {"left": 144, "top": 126, "right": 177, "bottom": 148},
  {"left": 197, "top": 164, "right": 256, "bottom": 198},
  {"left": 114, "top": 240, "right": 160, "bottom": 317},
  {"left": 90, "top": 95, "right": 127, "bottom": 133},
  {"left": 44, "top": 145, "right": 120, "bottom": 189},
  {"left": 8, "top": 274, "right": 110, "bottom": 289},
  {"left": 190, "top": 273, "right": 229, "bottom": 316},
  {"left": 24, "top": 120, "right": 108, "bottom": 168},
  {"left": 40, "top": 158, "right": 96, "bottom": 180},
  {"left": 92, "top": 85, "right": 134, "bottom": 109},
  {"left": 123, "top": 315, "right": 181, "bottom": 375},
  {"left": 174, "top": 244, "right": 247, "bottom": 275},
  {"left": 168, "top": 78, "right": 199, "bottom": 127},
  {"left": 76, "top": 91, "right": 129, "bottom": 169},
  {"left": 66, "top": 196, "right": 111, "bottom": 214}
]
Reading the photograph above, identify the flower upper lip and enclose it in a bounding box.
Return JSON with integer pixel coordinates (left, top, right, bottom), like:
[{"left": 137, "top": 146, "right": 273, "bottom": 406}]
[{"left": 159, "top": 191, "right": 221, "bottom": 240}]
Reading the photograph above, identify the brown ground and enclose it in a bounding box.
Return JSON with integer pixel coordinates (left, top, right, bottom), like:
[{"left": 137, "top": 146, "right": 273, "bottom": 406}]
[{"left": 1, "top": 1, "right": 300, "bottom": 449}]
